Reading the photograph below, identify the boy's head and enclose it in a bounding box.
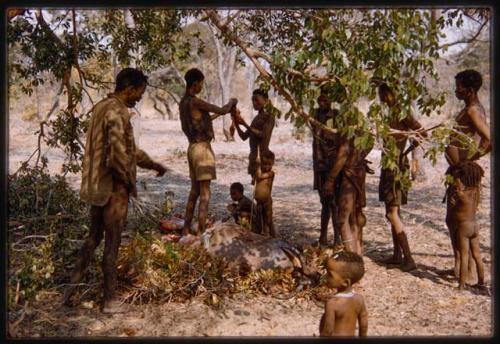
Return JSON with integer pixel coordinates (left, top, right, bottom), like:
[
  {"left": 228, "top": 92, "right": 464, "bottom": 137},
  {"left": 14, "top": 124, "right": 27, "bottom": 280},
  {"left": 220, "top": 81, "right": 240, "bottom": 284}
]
[
  {"left": 230, "top": 182, "right": 244, "bottom": 201},
  {"left": 455, "top": 69, "right": 482, "bottom": 100},
  {"left": 317, "top": 89, "right": 332, "bottom": 111},
  {"left": 261, "top": 150, "right": 275, "bottom": 172},
  {"left": 378, "top": 83, "right": 396, "bottom": 107},
  {"left": 252, "top": 89, "right": 269, "bottom": 111},
  {"left": 325, "top": 251, "right": 365, "bottom": 289},
  {"left": 115, "top": 68, "right": 148, "bottom": 108},
  {"left": 185, "top": 68, "right": 205, "bottom": 94}
]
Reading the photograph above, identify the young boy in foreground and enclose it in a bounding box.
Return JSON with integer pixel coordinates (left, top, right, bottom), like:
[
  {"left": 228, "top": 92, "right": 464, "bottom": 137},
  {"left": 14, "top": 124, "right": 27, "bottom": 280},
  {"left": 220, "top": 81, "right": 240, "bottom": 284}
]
[{"left": 319, "top": 251, "right": 368, "bottom": 337}]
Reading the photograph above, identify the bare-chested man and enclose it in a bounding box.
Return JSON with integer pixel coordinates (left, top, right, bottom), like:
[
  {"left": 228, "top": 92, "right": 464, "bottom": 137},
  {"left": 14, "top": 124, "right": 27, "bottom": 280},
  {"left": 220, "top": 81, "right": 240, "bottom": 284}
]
[
  {"left": 179, "top": 68, "right": 237, "bottom": 235},
  {"left": 444, "top": 70, "right": 490, "bottom": 289},
  {"left": 231, "top": 89, "right": 278, "bottom": 184},
  {"left": 378, "top": 83, "right": 425, "bottom": 272},
  {"left": 312, "top": 92, "right": 342, "bottom": 247},
  {"left": 319, "top": 251, "right": 368, "bottom": 337}
]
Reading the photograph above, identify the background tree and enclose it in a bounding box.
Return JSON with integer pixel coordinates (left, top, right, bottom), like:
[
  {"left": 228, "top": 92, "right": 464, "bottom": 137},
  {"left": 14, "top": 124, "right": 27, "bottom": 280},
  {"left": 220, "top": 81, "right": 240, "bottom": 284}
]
[{"left": 204, "top": 8, "right": 490, "bottom": 190}]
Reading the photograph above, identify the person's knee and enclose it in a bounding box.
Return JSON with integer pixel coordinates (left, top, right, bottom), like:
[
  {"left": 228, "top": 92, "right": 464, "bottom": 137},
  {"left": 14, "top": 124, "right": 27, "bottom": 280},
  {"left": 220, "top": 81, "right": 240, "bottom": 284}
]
[
  {"left": 189, "top": 187, "right": 200, "bottom": 199},
  {"left": 385, "top": 206, "right": 398, "bottom": 223},
  {"left": 358, "top": 212, "right": 367, "bottom": 228},
  {"left": 199, "top": 190, "right": 210, "bottom": 203}
]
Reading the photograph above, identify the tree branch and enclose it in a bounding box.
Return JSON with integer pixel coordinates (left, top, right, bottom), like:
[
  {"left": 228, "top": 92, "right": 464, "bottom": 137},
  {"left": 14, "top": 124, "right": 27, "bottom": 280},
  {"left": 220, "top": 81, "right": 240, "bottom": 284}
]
[
  {"left": 438, "top": 19, "right": 488, "bottom": 49},
  {"left": 204, "top": 9, "right": 337, "bottom": 134}
]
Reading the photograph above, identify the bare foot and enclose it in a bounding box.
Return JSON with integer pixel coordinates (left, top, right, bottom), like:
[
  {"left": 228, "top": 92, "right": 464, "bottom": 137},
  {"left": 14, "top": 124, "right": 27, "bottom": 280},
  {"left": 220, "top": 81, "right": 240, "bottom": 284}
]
[
  {"left": 102, "top": 299, "right": 130, "bottom": 314},
  {"left": 315, "top": 239, "right": 329, "bottom": 248},
  {"left": 401, "top": 260, "right": 417, "bottom": 272},
  {"left": 383, "top": 256, "right": 403, "bottom": 265},
  {"left": 62, "top": 287, "right": 77, "bottom": 307}
]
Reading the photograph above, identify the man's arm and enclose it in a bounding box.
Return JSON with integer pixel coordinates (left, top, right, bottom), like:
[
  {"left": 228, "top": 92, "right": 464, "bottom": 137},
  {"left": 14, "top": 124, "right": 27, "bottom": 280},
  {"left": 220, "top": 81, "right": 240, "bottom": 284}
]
[
  {"left": 104, "top": 110, "right": 132, "bottom": 188},
  {"left": 136, "top": 149, "right": 167, "bottom": 176},
  {"left": 468, "top": 106, "right": 491, "bottom": 159},
  {"left": 402, "top": 113, "right": 427, "bottom": 155},
  {"left": 358, "top": 299, "right": 368, "bottom": 337},
  {"left": 319, "top": 300, "right": 336, "bottom": 337},
  {"left": 192, "top": 97, "right": 237, "bottom": 120},
  {"left": 445, "top": 145, "right": 461, "bottom": 166},
  {"left": 257, "top": 171, "right": 274, "bottom": 180}
]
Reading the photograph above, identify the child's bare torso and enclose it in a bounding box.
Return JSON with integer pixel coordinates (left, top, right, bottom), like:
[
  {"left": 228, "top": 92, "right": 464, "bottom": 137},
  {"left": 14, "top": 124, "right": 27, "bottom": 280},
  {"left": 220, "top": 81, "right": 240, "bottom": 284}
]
[
  {"left": 255, "top": 172, "right": 274, "bottom": 203},
  {"left": 321, "top": 293, "right": 365, "bottom": 336}
]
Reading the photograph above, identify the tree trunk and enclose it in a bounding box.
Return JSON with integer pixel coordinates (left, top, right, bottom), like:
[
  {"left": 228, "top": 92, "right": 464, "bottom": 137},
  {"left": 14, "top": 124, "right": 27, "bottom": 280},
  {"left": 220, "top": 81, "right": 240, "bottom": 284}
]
[{"left": 209, "top": 19, "right": 236, "bottom": 141}]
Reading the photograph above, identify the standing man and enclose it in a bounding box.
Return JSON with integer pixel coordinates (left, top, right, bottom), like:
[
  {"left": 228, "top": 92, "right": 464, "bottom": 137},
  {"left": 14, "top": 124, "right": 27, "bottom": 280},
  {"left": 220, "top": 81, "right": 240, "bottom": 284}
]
[
  {"left": 231, "top": 89, "right": 278, "bottom": 184},
  {"left": 179, "top": 68, "right": 237, "bottom": 236},
  {"left": 63, "top": 68, "right": 167, "bottom": 313},
  {"left": 444, "top": 70, "right": 490, "bottom": 288},
  {"left": 311, "top": 91, "right": 342, "bottom": 247},
  {"left": 377, "top": 83, "right": 424, "bottom": 272}
]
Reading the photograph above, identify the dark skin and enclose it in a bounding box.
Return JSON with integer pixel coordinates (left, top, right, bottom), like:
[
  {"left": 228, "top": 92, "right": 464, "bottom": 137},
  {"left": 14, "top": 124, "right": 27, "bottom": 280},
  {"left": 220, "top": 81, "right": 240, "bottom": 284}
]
[
  {"left": 231, "top": 95, "right": 275, "bottom": 184},
  {"left": 377, "top": 86, "right": 424, "bottom": 272},
  {"left": 322, "top": 132, "right": 359, "bottom": 253},
  {"left": 227, "top": 188, "right": 251, "bottom": 225},
  {"left": 319, "top": 258, "right": 368, "bottom": 337},
  {"left": 181, "top": 80, "right": 237, "bottom": 236},
  {"left": 313, "top": 95, "right": 341, "bottom": 247},
  {"left": 63, "top": 83, "right": 166, "bottom": 313},
  {"left": 445, "top": 78, "right": 490, "bottom": 289},
  {"left": 254, "top": 158, "right": 276, "bottom": 237}
]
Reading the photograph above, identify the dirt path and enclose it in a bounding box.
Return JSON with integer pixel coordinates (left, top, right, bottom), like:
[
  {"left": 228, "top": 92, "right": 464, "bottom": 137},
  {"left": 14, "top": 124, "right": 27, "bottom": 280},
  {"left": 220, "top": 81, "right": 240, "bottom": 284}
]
[{"left": 8, "top": 117, "right": 492, "bottom": 337}]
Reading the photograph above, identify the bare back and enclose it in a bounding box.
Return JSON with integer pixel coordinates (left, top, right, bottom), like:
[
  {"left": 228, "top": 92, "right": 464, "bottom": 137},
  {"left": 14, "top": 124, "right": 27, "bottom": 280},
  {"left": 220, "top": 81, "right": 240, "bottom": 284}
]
[{"left": 320, "top": 293, "right": 367, "bottom": 336}]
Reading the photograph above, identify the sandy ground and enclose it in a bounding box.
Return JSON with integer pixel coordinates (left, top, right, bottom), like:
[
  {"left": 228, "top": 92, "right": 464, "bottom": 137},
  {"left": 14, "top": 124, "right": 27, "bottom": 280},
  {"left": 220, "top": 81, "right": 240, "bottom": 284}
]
[{"left": 8, "top": 114, "right": 492, "bottom": 337}]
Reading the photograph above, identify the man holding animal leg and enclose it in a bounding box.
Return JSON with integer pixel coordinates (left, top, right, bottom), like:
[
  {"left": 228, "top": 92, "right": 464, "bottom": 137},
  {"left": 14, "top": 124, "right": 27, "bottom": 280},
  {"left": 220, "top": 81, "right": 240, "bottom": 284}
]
[
  {"left": 444, "top": 70, "right": 490, "bottom": 289},
  {"left": 179, "top": 68, "right": 238, "bottom": 236},
  {"left": 63, "top": 68, "right": 167, "bottom": 313},
  {"left": 231, "top": 89, "right": 278, "bottom": 184},
  {"left": 377, "top": 83, "right": 426, "bottom": 272}
]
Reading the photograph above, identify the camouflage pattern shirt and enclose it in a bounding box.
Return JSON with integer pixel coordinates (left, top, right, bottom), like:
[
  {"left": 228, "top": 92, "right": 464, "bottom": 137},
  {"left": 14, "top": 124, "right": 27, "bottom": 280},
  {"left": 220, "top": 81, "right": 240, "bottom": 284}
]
[{"left": 80, "top": 95, "right": 155, "bottom": 206}]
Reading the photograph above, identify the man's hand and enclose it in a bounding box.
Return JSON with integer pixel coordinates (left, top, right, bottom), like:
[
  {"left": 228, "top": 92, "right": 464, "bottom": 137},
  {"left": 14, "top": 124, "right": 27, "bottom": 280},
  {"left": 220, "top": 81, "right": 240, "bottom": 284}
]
[
  {"left": 231, "top": 108, "right": 243, "bottom": 124},
  {"left": 229, "top": 98, "right": 238, "bottom": 108},
  {"left": 154, "top": 163, "right": 167, "bottom": 177},
  {"left": 323, "top": 180, "right": 334, "bottom": 198}
]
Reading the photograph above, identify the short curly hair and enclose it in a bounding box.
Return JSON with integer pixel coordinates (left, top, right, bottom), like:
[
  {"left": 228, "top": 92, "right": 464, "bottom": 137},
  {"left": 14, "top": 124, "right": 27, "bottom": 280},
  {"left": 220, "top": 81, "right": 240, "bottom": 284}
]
[
  {"left": 455, "top": 69, "right": 483, "bottom": 92},
  {"left": 326, "top": 251, "right": 365, "bottom": 284},
  {"left": 185, "top": 68, "right": 205, "bottom": 88},
  {"left": 252, "top": 89, "right": 269, "bottom": 99},
  {"left": 115, "top": 68, "right": 148, "bottom": 92},
  {"left": 230, "top": 182, "right": 244, "bottom": 193}
]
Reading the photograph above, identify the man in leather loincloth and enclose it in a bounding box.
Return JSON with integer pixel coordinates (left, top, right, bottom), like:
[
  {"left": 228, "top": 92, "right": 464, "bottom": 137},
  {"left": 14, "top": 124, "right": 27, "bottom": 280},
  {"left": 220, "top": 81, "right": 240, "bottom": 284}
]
[
  {"left": 179, "top": 68, "right": 237, "bottom": 235},
  {"left": 377, "top": 83, "right": 425, "bottom": 272}
]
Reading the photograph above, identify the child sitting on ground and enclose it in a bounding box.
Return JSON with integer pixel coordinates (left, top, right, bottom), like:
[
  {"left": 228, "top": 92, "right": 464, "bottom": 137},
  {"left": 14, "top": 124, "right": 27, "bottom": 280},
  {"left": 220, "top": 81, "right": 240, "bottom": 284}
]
[
  {"left": 319, "top": 251, "right": 368, "bottom": 337},
  {"left": 254, "top": 150, "right": 276, "bottom": 237},
  {"left": 226, "top": 182, "right": 254, "bottom": 228}
]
